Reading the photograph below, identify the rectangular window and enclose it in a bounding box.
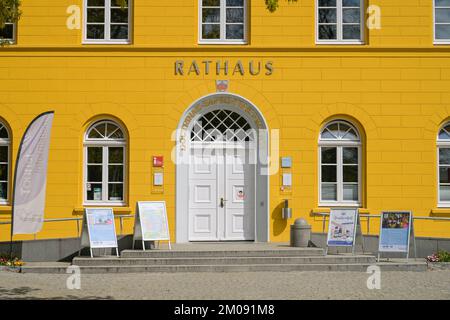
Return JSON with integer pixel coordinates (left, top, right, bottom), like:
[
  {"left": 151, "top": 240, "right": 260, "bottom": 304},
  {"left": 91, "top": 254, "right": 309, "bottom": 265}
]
[
  {"left": 85, "top": 146, "right": 125, "bottom": 204},
  {"left": 438, "top": 148, "right": 450, "bottom": 204},
  {"left": 316, "top": 0, "right": 364, "bottom": 44},
  {"left": 0, "top": 146, "right": 9, "bottom": 203},
  {"left": 200, "top": 0, "right": 247, "bottom": 44},
  {"left": 0, "top": 22, "right": 16, "bottom": 43},
  {"left": 84, "top": 0, "right": 131, "bottom": 44},
  {"left": 320, "top": 146, "right": 361, "bottom": 205},
  {"left": 434, "top": 0, "right": 450, "bottom": 43}
]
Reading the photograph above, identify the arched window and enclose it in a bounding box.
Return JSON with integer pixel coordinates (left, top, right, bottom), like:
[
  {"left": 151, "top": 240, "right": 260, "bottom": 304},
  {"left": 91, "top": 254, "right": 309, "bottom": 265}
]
[
  {"left": 84, "top": 120, "right": 126, "bottom": 204},
  {"left": 0, "top": 122, "right": 10, "bottom": 204},
  {"left": 319, "top": 120, "right": 361, "bottom": 205},
  {"left": 437, "top": 122, "right": 450, "bottom": 206}
]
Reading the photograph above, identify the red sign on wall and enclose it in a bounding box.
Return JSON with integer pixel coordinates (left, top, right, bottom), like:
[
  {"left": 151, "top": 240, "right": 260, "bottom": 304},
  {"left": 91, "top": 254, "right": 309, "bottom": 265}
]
[{"left": 153, "top": 156, "right": 164, "bottom": 167}]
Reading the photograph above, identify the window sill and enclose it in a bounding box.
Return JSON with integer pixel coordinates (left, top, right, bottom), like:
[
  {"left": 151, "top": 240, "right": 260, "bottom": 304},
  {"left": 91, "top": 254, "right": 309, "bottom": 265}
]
[
  {"left": 82, "top": 41, "right": 132, "bottom": 45},
  {"left": 312, "top": 207, "right": 368, "bottom": 214},
  {"left": 315, "top": 41, "right": 365, "bottom": 45},
  {"left": 434, "top": 41, "right": 450, "bottom": 45},
  {"left": 74, "top": 206, "right": 132, "bottom": 215},
  {"left": 431, "top": 208, "right": 450, "bottom": 215},
  {"left": 198, "top": 41, "right": 248, "bottom": 45}
]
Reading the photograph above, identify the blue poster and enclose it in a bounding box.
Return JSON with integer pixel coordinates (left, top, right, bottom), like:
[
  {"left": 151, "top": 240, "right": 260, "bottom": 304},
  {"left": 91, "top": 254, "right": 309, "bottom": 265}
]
[
  {"left": 86, "top": 208, "right": 118, "bottom": 248},
  {"left": 379, "top": 211, "right": 411, "bottom": 252}
]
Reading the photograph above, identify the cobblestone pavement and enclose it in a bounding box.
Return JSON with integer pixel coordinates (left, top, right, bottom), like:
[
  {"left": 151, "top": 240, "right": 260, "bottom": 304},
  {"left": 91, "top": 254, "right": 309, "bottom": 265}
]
[{"left": 0, "top": 270, "right": 449, "bottom": 300}]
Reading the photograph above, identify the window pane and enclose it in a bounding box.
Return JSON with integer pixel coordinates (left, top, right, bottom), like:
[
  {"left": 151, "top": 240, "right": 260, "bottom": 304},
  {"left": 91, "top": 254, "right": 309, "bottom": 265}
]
[
  {"left": 109, "top": 184, "right": 123, "bottom": 201},
  {"left": 343, "top": 166, "right": 358, "bottom": 182},
  {"left": 0, "top": 146, "right": 8, "bottom": 162},
  {"left": 436, "top": 24, "right": 450, "bottom": 40},
  {"left": 436, "top": 0, "right": 450, "bottom": 6},
  {"left": 440, "top": 167, "right": 450, "bottom": 183},
  {"left": 318, "top": 9, "right": 337, "bottom": 23},
  {"left": 111, "top": 25, "right": 128, "bottom": 39},
  {"left": 342, "top": 128, "right": 358, "bottom": 140},
  {"left": 111, "top": 8, "right": 128, "bottom": 23},
  {"left": 109, "top": 147, "right": 123, "bottom": 163},
  {"left": 87, "top": 24, "right": 105, "bottom": 39},
  {"left": 343, "top": 0, "right": 360, "bottom": 6},
  {"left": 87, "top": 165, "right": 102, "bottom": 182},
  {"left": 322, "top": 165, "right": 337, "bottom": 182},
  {"left": 88, "top": 147, "right": 103, "bottom": 163},
  {"left": 343, "top": 184, "right": 358, "bottom": 201},
  {"left": 111, "top": 0, "right": 128, "bottom": 6},
  {"left": 87, "top": 8, "right": 105, "bottom": 23},
  {"left": 226, "top": 8, "right": 244, "bottom": 23},
  {"left": 0, "top": 24, "right": 13, "bottom": 40},
  {"left": 440, "top": 185, "right": 450, "bottom": 201},
  {"left": 109, "top": 165, "right": 123, "bottom": 182},
  {"left": 0, "top": 182, "right": 7, "bottom": 200},
  {"left": 321, "top": 147, "right": 337, "bottom": 164},
  {"left": 439, "top": 148, "right": 450, "bottom": 164},
  {"left": 343, "top": 25, "right": 361, "bottom": 40},
  {"left": 0, "top": 127, "right": 8, "bottom": 139},
  {"left": 226, "top": 24, "right": 244, "bottom": 39},
  {"left": 87, "top": 184, "right": 103, "bottom": 201},
  {"left": 322, "top": 184, "right": 337, "bottom": 201},
  {"left": 319, "top": 25, "right": 337, "bottom": 39},
  {"left": 88, "top": 0, "right": 104, "bottom": 6},
  {"left": 227, "top": 0, "right": 244, "bottom": 6},
  {"left": 202, "top": 24, "right": 220, "bottom": 39},
  {"left": 203, "top": 0, "right": 220, "bottom": 5},
  {"left": 343, "top": 147, "right": 358, "bottom": 164},
  {"left": 319, "top": 0, "right": 336, "bottom": 6},
  {"left": 436, "top": 8, "right": 450, "bottom": 23},
  {"left": 439, "top": 128, "right": 450, "bottom": 140},
  {"left": 0, "top": 164, "right": 7, "bottom": 181},
  {"left": 203, "top": 8, "right": 220, "bottom": 22},
  {"left": 343, "top": 8, "right": 360, "bottom": 23}
]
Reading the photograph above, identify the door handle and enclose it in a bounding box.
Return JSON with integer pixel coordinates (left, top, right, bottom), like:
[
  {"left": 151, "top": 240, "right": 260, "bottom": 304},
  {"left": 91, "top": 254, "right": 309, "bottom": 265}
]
[{"left": 220, "top": 198, "right": 227, "bottom": 208}]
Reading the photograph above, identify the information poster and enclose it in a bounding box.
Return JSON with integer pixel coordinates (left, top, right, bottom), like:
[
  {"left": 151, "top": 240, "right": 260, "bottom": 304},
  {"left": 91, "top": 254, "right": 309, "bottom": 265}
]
[
  {"left": 85, "top": 208, "right": 118, "bottom": 248},
  {"left": 138, "top": 201, "right": 170, "bottom": 241},
  {"left": 327, "top": 208, "right": 358, "bottom": 247},
  {"left": 378, "top": 211, "right": 412, "bottom": 253}
]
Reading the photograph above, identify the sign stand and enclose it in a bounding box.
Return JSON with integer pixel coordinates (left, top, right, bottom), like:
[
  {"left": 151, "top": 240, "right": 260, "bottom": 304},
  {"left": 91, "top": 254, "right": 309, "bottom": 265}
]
[
  {"left": 377, "top": 211, "right": 417, "bottom": 262},
  {"left": 325, "top": 208, "right": 361, "bottom": 256},
  {"left": 132, "top": 201, "right": 172, "bottom": 251},
  {"left": 79, "top": 208, "right": 119, "bottom": 258}
]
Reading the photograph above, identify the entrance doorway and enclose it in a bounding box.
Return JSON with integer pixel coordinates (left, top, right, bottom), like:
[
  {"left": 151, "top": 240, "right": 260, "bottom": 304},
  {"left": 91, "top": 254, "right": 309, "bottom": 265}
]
[{"left": 176, "top": 94, "right": 269, "bottom": 243}]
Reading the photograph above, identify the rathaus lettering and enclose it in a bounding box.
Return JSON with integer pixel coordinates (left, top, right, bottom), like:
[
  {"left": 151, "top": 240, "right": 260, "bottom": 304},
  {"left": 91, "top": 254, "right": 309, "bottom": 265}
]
[{"left": 175, "top": 60, "right": 274, "bottom": 76}]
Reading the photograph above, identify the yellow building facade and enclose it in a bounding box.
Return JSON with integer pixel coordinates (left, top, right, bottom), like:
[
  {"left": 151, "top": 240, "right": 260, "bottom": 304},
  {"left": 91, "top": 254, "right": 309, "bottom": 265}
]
[{"left": 1, "top": 0, "right": 450, "bottom": 242}]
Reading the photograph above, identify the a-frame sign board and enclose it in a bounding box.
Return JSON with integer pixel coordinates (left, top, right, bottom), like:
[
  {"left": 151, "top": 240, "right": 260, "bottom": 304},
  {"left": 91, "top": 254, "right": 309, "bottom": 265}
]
[
  {"left": 79, "top": 208, "right": 119, "bottom": 258},
  {"left": 325, "top": 208, "right": 365, "bottom": 255},
  {"left": 377, "top": 211, "right": 417, "bottom": 262},
  {"left": 132, "top": 201, "right": 172, "bottom": 250}
]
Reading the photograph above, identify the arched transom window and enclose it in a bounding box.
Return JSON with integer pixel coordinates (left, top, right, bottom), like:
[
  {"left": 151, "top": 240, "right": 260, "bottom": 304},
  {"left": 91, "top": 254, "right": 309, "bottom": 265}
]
[
  {"left": 437, "top": 122, "right": 450, "bottom": 206},
  {"left": 319, "top": 120, "right": 361, "bottom": 205},
  {"left": 190, "top": 109, "right": 255, "bottom": 142},
  {"left": 0, "top": 122, "right": 10, "bottom": 204},
  {"left": 84, "top": 120, "right": 126, "bottom": 204}
]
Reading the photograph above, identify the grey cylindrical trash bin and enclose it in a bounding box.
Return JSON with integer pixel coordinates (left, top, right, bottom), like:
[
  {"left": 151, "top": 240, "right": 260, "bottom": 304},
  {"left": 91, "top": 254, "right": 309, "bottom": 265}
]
[{"left": 290, "top": 218, "right": 311, "bottom": 247}]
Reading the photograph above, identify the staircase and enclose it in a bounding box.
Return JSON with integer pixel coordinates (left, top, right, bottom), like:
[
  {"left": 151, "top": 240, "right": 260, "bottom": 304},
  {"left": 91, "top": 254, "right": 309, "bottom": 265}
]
[{"left": 20, "top": 244, "right": 428, "bottom": 273}]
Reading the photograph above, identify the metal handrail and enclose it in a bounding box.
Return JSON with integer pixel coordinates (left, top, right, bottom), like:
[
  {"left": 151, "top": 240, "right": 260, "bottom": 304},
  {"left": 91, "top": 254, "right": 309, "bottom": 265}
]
[
  {"left": 0, "top": 214, "right": 135, "bottom": 239},
  {"left": 313, "top": 212, "right": 450, "bottom": 234}
]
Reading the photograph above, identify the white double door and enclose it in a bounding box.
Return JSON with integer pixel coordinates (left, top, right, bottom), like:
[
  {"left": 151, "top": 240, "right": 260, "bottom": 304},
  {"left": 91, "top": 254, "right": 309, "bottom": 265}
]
[{"left": 189, "top": 145, "right": 255, "bottom": 241}]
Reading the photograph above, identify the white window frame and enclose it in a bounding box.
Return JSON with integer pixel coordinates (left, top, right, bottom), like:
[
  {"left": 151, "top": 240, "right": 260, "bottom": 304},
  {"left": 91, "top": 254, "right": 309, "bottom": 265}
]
[
  {"left": 198, "top": 0, "right": 248, "bottom": 45},
  {"left": 0, "top": 122, "right": 11, "bottom": 205},
  {"left": 315, "top": 0, "right": 365, "bottom": 45},
  {"left": 437, "top": 123, "right": 450, "bottom": 207},
  {"left": 83, "top": 120, "right": 127, "bottom": 206},
  {"left": 0, "top": 22, "right": 16, "bottom": 44},
  {"left": 318, "top": 120, "right": 362, "bottom": 207},
  {"left": 83, "top": 0, "right": 132, "bottom": 44},
  {"left": 434, "top": 0, "right": 450, "bottom": 44}
]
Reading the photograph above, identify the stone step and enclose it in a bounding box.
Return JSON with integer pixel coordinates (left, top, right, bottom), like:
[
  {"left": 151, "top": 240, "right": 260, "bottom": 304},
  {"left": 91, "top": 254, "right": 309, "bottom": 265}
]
[
  {"left": 120, "top": 248, "right": 325, "bottom": 258},
  {"left": 72, "top": 255, "right": 376, "bottom": 266},
  {"left": 20, "top": 262, "right": 428, "bottom": 274}
]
